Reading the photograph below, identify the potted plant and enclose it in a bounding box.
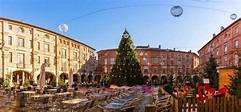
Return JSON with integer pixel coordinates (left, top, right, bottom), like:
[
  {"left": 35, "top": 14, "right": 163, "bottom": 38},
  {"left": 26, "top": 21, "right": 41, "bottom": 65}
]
[
  {"left": 59, "top": 78, "right": 67, "bottom": 92},
  {"left": 24, "top": 78, "right": 31, "bottom": 90}
]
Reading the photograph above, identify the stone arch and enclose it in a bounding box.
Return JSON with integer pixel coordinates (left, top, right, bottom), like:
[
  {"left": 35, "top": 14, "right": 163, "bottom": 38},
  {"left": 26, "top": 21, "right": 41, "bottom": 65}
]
[
  {"left": 87, "top": 74, "right": 93, "bottom": 83},
  {"left": 12, "top": 70, "right": 32, "bottom": 85},
  {"left": 143, "top": 75, "right": 149, "bottom": 83},
  {"left": 94, "top": 75, "right": 101, "bottom": 83},
  {"left": 73, "top": 73, "right": 80, "bottom": 83},
  {"left": 160, "top": 75, "right": 168, "bottom": 85},
  {"left": 81, "top": 73, "right": 86, "bottom": 83},
  {"left": 37, "top": 71, "right": 56, "bottom": 86},
  {"left": 59, "top": 73, "right": 68, "bottom": 81}
]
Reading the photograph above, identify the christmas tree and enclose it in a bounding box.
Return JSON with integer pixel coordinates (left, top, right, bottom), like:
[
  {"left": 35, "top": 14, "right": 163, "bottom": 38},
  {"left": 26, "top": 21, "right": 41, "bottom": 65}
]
[
  {"left": 226, "top": 66, "right": 241, "bottom": 98},
  {"left": 203, "top": 54, "right": 219, "bottom": 89},
  {"left": 109, "top": 29, "right": 144, "bottom": 86}
]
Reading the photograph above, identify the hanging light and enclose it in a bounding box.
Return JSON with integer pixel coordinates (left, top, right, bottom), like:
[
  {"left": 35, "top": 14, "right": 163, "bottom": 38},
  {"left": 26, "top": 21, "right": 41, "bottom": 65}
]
[{"left": 170, "top": 6, "right": 183, "bottom": 17}]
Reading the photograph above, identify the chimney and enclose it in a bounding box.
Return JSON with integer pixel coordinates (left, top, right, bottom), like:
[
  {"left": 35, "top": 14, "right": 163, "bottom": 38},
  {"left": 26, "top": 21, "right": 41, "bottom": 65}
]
[
  {"left": 220, "top": 26, "right": 225, "bottom": 31},
  {"left": 158, "top": 45, "right": 161, "bottom": 49},
  {"left": 189, "top": 50, "right": 191, "bottom": 52},
  {"left": 148, "top": 44, "right": 150, "bottom": 48},
  {"left": 174, "top": 48, "right": 175, "bottom": 51},
  {"left": 213, "top": 33, "right": 216, "bottom": 38}
]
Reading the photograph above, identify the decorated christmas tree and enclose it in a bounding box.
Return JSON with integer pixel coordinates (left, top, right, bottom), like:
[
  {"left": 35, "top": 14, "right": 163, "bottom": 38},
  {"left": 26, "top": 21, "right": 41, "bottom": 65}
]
[
  {"left": 203, "top": 54, "right": 219, "bottom": 89},
  {"left": 226, "top": 66, "right": 241, "bottom": 98},
  {"left": 109, "top": 29, "right": 144, "bottom": 86}
]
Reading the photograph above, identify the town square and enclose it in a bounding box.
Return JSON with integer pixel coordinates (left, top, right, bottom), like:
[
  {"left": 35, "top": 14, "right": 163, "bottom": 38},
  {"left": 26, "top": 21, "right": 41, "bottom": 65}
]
[{"left": 0, "top": 0, "right": 241, "bottom": 112}]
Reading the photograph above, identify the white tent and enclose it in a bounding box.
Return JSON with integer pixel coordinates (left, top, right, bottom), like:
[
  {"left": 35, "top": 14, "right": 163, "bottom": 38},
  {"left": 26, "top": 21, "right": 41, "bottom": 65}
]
[
  {"left": 68, "top": 68, "right": 73, "bottom": 88},
  {"left": 38, "top": 64, "right": 45, "bottom": 89}
]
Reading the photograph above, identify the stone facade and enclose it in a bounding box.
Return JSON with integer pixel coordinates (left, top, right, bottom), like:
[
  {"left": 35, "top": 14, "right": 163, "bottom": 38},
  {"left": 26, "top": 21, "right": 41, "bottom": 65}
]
[{"left": 0, "top": 17, "right": 95, "bottom": 85}]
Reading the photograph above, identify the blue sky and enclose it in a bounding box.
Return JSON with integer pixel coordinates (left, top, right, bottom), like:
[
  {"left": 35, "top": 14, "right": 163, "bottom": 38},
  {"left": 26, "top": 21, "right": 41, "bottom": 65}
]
[{"left": 1, "top": 0, "right": 241, "bottom": 54}]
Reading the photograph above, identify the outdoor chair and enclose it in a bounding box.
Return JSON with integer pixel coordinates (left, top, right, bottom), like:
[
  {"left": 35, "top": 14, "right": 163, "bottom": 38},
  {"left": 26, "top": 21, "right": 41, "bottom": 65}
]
[
  {"left": 120, "top": 106, "right": 135, "bottom": 112},
  {"left": 73, "top": 101, "right": 91, "bottom": 112},
  {"left": 84, "top": 106, "right": 105, "bottom": 112},
  {"left": 54, "top": 100, "right": 68, "bottom": 112},
  {"left": 156, "top": 102, "right": 171, "bottom": 112}
]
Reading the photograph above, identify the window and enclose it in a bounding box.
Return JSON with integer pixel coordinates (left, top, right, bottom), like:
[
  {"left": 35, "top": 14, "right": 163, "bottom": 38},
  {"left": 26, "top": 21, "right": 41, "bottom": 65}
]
[
  {"left": 154, "top": 52, "right": 157, "bottom": 56},
  {"left": 29, "top": 29, "right": 32, "bottom": 34},
  {"left": 186, "top": 68, "right": 189, "bottom": 74},
  {"left": 178, "top": 53, "right": 181, "bottom": 58},
  {"left": 170, "top": 60, "right": 174, "bottom": 65},
  {"left": 153, "top": 58, "right": 158, "bottom": 63},
  {"left": 29, "top": 40, "right": 32, "bottom": 48},
  {"left": 186, "top": 54, "right": 189, "bottom": 58},
  {"left": 44, "top": 44, "right": 49, "bottom": 52},
  {"left": 9, "top": 52, "right": 12, "bottom": 62},
  {"left": 235, "top": 54, "right": 239, "bottom": 65},
  {"left": 235, "top": 40, "right": 238, "bottom": 48},
  {"left": 73, "top": 63, "right": 77, "bottom": 72},
  {"left": 162, "top": 68, "right": 166, "bottom": 74},
  {"left": 110, "top": 52, "right": 114, "bottom": 56},
  {"left": 82, "top": 54, "right": 85, "bottom": 60},
  {"left": 44, "top": 57, "right": 49, "bottom": 64},
  {"left": 44, "top": 34, "right": 49, "bottom": 39},
  {"left": 104, "top": 59, "right": 107, "bottom": 65},
  {"left": 18, "top": 38, "right": 24, "bottom": 47},
  {"left": 162, "top": 59, "right": 166, "bottom": 65},
  {"left": 162, "top": 53, "right": 166, "bottom": 57},
  {"left": 110, "top": 58, "right": 115, "bottom": 64},
  {"left": 178, "top": 59, "right": 181, "bottom": 65},
  {"left": 235, "top": 27, "right": 239, "bottom": 34},
  {"left": 62, "top": 61, "right": 67, "bottom": 70},
  {"left": 143, "top": 58, "right": 148, "bottom": 63},
  {"left": 224, "top": 34, "right": 228, "bottom": 38},
  {"left": 8, "top": 36, "right": 12, "bottom": 45},
  {"left": 18, "top": 27, "right": 24, "bottom": 33},
  {"left": 37, "top": 56, "right": 40, "bottom": 63},
  {"left": 154, "top": 67, "right": 158, "bottom": 73},
  {"left": 170, "top": 53, "right": 174, "bottom": 58},
  {"left": 224, "top": 43, "right": 228, "bottom": 54},
  {"left": 37, "top": 42, "right": 40, "bottom": 50},
  {"left": 144, "top": 67, "right": 148, "bottom": 74},
  {"left": 170, "top": 68, "right": 174, "bottom": 74},
  {"left": 144, "top": 52, "right": 148, "bottom": 56},
  {"left": 178, "top": 68, "right": 182, "bottom": 75},
  {"left": 8, "top": 25, "right": 12, "bottom": 30},
  {"left": 216, "top": 48, "right": 219, "bottom": 56},
  {"left": 73, "top": 52, "right": 77, "bottom": 61},
  {"left": 186, "top": 60, "right": 190, "bottom": 66},
  {"left": 62, "top": 48, "right": 66, "bottom": 58},
  {"left": 18, "top": 53, "right": 24, "bottom": 66},
  {"left": 224, "top": 57, "right": 227, "bottom": 66},
  {"left": 104, "top": 66, "right": 107, "bottom": 73}
]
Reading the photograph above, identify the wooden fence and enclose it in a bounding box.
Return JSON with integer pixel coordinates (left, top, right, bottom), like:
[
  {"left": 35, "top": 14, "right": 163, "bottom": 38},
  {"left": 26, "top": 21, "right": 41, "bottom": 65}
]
[{"left": 161, "top": 89, "right": 241, "bottom": 112}]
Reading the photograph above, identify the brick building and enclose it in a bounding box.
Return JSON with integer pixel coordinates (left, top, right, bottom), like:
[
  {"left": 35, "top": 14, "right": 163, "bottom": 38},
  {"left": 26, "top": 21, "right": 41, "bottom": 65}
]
[
  {"left": 96, "top": 45, "right": 199, "bottom": 81},
  {"left": 198, "top": 18, "right": 241, "bottom": 73}
]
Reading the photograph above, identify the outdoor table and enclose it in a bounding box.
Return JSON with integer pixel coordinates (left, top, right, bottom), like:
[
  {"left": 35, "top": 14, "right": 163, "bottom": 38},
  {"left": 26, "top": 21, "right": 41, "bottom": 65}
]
[
  {"left": 104, "top": 102, "right": 125, "bottom": 111},
  {"left": 55, "top": 92, "right": 72, "bottom": 96},
  {"left": 47, "top": 89, "right": 57, "bottom": 94},
  {"left": 61, "top": 98, "right": 88, "bottom": 112},
  {"left": 92, "top": 93, "right": 105, "bottom": 97},
  {"left": 119, "top": 95, "right": 133, "bottom": 101},
  {"left": 21, "top": 91, "right": 36, "bottom": 101}
]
